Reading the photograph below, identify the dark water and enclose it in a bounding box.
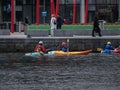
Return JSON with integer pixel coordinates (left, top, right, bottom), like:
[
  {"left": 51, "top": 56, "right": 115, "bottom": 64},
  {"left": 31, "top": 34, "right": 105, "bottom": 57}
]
[{"left": 0, "top": 53, "right": 120, "bottom": 90}]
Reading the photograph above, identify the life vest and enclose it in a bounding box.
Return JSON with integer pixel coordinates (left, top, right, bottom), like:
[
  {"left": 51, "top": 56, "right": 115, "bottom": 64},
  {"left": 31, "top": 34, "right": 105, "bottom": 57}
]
[{"left": 34, "top": 45, "right": 46, "bottom": 53}]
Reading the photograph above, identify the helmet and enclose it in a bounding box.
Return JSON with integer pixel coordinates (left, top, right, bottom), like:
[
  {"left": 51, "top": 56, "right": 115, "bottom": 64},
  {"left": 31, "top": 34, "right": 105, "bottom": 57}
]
[
  {"left": 107, "top": 41, "right": 111, "bottom": 44},
  {"left": 39, "top": 41, "right": 43, "bottom": 44},
  {"left": 61, "top": 42, "right": 66, "bottom": 46}
]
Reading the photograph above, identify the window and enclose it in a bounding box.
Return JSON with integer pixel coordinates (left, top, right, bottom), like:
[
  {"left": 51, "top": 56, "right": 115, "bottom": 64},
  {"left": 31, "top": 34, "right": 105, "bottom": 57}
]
[
  {"left": 16, "top": 0, "right": 23, "bottom": 5},
  {"left": 26, "top": 0, "right": 33, "bottom": 4}
]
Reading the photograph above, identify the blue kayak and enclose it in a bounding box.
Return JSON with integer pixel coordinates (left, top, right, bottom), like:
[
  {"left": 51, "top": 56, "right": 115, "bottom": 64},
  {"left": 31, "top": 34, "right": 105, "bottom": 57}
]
[{"left": 101, "top": 49, "right": 113, "bottom": 54}]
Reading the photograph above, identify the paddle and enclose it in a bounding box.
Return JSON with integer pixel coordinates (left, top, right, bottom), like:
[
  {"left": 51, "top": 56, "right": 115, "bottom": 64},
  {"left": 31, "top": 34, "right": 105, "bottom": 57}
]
[
  {"left": 38, "top": 48, "right": 44, "bottom": 56},
  {"left": 97, "top": 48, "right": 103, "bottom": 52},
  {"left": 67, "top": 39, "right": 69, "bottom": 52},
  {"left": 46, "top": 43, "right": 59, "bottom": 53}
]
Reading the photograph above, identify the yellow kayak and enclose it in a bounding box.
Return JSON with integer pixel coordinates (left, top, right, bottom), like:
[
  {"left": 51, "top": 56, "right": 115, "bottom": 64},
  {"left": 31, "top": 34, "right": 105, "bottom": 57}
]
[{"left": 54, "top": 50, "right": 92, "bottom": 56}]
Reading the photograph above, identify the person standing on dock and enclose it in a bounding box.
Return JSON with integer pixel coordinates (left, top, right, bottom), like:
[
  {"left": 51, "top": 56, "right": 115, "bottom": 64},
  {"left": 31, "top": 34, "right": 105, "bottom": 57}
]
[
  {"left": 25, "top": 16, "right": 30, "bottom": 25},
  {"left": 50, "top": 14, "right": 57, "bottom": 36},
  {"left": 92, "top": 12, "right": 102, "bottom": 37},
  {"left": 56, "top": 14, "right": 63, "bottom": 29}
]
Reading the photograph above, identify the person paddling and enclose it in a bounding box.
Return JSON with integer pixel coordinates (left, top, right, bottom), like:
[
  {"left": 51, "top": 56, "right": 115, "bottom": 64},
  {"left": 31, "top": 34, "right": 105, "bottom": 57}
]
[
  {"left": 102, "top": 41, "right": 114, "bottom": 54},
  {"left": 34, "top": 41, "right": 46, "bottom": 55},
  {"left": 61, "top": 41, "right": 69, "bottom": 52},
  {"left": 114, "top": 42, "right": 120, "bottom": 53},
  {"left": 115, "top": 42, "right": 120, "bottom": 50},
  {"left": 104, "top": 41, "right": 114, "bottom": 50}
]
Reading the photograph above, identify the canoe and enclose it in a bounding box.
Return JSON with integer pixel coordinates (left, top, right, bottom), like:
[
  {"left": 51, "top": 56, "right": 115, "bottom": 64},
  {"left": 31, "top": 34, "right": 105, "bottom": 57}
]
[
  {"left": 25, "top": 50, "right": 92, "bottom": 57},
  {"left": 114, "top": 49, "right": 120, "bottom": 54}
]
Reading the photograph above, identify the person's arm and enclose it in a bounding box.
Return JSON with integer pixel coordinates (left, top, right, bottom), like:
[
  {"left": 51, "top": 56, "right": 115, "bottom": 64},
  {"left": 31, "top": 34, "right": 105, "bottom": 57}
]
[
  {"left": 116, "top": 46, "right": 120, "bottom": 50},
  {"left": 37, "top": 48, "right": 44, "bottom": 56},
  {"left": 34, "top": 45, "right": 39, "bottom": 52},
  {"left": 54, "top": 18, "right": 57, "bottom": 25},
  {"left": 110, "top": 45, "right": 114, "bottom": 50},
  {"left": 41, "top": 46, "right": 46, "bottom": 53}
]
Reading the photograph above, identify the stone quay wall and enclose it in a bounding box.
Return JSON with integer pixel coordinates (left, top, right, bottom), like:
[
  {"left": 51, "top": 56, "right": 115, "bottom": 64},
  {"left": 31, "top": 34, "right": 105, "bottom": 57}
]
[{"left": 0, "top": 37, "right": 120, "bottom": 52}]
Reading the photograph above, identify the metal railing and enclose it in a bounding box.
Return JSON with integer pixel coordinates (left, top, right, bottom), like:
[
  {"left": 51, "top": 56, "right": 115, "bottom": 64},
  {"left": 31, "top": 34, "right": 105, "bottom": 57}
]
[
  {"left": 0, "top": 22, "right": 10, "bottom": 29},
  {"left": 0, "top": 22, "right": 26, "bottom": 32}
]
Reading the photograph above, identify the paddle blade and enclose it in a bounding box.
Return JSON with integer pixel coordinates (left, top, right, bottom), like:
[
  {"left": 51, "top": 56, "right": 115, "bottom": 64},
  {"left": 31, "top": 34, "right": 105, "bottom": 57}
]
[
  {"left": 97, "top": 48, "right": 103, "bottom": 51},
  {"left": 67, "top": 39, "right": 69, "bottom": 52},
  {"left": 67, "top": 39, "right": 69, "bottom": 43}
]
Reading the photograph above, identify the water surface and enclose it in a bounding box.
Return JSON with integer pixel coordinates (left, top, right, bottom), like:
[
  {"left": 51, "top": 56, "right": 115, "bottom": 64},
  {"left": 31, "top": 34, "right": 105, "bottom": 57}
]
[{"left": 0, "top": 53, "right": 120, "bottom": 90}]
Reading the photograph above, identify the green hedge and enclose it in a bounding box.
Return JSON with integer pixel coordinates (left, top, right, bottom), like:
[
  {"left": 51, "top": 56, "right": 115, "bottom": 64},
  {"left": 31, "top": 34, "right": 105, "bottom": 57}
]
[{"left": 28, "top": 24, "right": 120, "bottom": 30}]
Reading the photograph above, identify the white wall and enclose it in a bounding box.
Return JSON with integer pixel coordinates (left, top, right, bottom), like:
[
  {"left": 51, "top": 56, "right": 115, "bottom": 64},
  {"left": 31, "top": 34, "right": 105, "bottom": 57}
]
[{"left": 80, "top": 0, "right": 85, "bottom": 23}]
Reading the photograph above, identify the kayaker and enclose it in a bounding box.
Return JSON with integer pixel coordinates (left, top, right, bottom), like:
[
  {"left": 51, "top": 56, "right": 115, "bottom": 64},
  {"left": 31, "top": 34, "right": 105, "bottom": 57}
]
[
  {"left": 116, "top": 42, "right": 120, "bottom": 50},
  {"left": 104, "top": 41, "right": 114, "bottom": 50},
  {"left": 114, "top": 42, "right": 120, "bottom": 53},
  {"left": 34, "top": 41, "right": 46, "bottom": 54},
  {"left": 101, "top": 41, "right": 114, "bottom": 54},
  {"left": 116, "top": 46, "right": 120, "bottom": 50},
  {"left": 61, "top": 41, "right": 68, "bottom": 52}
]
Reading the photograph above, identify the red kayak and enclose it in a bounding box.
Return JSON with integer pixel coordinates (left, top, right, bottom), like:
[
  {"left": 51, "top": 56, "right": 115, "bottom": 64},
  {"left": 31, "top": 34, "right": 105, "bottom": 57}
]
[{"left": 114, "top": 49, "right": 120, "bottom": 54}]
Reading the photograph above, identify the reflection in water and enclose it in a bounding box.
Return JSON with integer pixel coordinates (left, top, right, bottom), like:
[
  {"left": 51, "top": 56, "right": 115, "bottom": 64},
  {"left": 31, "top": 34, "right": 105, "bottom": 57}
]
[{"left": 0, "top": 53, "right": 120, "bottom": 90}]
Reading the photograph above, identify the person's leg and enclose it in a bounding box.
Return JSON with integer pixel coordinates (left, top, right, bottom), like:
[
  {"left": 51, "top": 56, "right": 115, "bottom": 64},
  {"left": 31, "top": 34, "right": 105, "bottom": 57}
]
[
  {"left": 58, "top": 24, "right": 61, "bottom": 29},
  {"left": 98, "top": 31, "right": 102, "bottom": 36},
  {"left": 97, "top": 27, "right": 102, "bottom": 36},
  {"left": 92, "top": 26, "right": 95, "bottom": 37},
  {"left": 92, "top": 30, "right": 95, "bottom": 37},
  {"left": 57, "top": 25, "right": 59, "bottom": 29},
  {"left": 59, "top": 24, "right": 62, "bottom": 29},
  {"left": 51, "top": 29, "right": 54, "bottom": 36}
]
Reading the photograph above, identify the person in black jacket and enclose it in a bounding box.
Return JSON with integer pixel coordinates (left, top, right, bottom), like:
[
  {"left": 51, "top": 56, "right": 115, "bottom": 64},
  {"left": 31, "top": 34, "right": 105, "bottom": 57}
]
[
  {"left": 92, "top": 12, "right": 102, "bottom": 37},
  {"left": 25, "top": 16, "right": 30, "bottom": 25},
  {"left": 56, "top": 14, "right": 63, "bottom": 29}
]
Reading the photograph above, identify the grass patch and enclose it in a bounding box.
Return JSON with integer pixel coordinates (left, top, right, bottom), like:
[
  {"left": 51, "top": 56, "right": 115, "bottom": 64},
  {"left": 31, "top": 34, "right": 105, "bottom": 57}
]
[
  {"left": 27, "top": 24, "right": 120, "bottom": 30},
  {"left": 28, "top": 25, "right": 50, "bottom": 30},
  {"left": 104, "top": 25, "right": 120, "bottom": 30}
]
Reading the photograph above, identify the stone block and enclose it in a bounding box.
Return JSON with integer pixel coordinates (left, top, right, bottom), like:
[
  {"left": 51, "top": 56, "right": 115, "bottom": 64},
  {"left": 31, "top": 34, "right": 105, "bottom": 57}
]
[
  {"left": 54, "top": 30, "right": 120, "bottom": 36},
  {"left": 26, "top": 30, "right": 49, "bottom": 37}
]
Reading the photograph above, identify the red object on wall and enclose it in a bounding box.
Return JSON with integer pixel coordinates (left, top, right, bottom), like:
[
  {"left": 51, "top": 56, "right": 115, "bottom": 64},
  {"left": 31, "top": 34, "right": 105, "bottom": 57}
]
[
  {"left": 36, "top": 0, "right": 40, "bottom": 25},
  {"left": 11, "top": 0, "right": 14, "bottom": 33},
  {"left": 51, "top": 0, "right": 55, "bottom": 15},
  {"left": 84, "top": 0, "right": 89, "bottom": 23},
  {"left": 72, "top": 0, "right": 76, "bottom": 24}
]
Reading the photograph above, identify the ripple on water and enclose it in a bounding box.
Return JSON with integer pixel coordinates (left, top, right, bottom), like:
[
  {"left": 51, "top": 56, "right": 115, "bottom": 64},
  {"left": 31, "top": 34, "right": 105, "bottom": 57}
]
[{"left": 0, "top": 53, "right": 120, "bottom": 90}]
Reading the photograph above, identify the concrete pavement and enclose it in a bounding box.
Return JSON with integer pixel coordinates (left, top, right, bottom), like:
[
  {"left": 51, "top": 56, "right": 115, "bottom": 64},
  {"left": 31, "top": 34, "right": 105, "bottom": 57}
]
[{"left": 0, "top": 32, "right": 120, "bottom": 39}]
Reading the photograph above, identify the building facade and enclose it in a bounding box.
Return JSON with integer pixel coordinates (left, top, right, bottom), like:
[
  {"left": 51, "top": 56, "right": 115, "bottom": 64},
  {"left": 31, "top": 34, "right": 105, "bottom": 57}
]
[{"left": 0, "top": 0, "right": 119, "bottom": 25}]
